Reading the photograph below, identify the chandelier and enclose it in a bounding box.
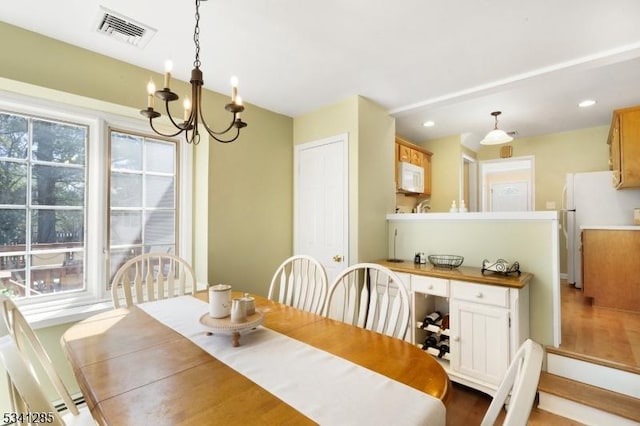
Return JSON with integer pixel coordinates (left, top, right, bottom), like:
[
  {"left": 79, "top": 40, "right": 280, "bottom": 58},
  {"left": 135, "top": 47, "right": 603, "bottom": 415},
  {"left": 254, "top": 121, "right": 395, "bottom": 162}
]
[{"left": 140, "top": 0, "right": 247, "bottom": 144}]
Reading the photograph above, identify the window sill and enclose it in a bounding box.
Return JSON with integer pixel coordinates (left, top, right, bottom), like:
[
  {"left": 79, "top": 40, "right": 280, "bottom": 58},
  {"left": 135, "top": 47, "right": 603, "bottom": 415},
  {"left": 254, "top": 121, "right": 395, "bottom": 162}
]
[{"left": 23, "top": 300, "right": 114, "bottom": 330}]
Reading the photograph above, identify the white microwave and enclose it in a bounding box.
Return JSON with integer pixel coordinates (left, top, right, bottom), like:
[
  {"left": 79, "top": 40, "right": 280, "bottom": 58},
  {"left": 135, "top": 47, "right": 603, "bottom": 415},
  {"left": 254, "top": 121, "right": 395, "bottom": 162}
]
[{"left": 397, "top": 161, "right": 424, "bottom": 193}]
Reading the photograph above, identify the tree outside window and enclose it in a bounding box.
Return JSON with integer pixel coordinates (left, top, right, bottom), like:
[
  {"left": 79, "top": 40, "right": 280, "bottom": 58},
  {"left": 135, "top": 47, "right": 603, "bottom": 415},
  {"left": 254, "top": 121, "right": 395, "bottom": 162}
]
[{"left": 0, "top": 111, "right": 87, "bottom": 299}]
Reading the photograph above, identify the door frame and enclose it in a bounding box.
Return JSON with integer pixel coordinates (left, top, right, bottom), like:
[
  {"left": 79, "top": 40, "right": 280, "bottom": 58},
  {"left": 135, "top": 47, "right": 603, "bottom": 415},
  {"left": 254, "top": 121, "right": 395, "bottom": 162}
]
[
  {"left": 460, "top": 153, "right": 478, "bottom": 211},
  {"left": 479, "top": 156, "right": 535, "bottom": 212},
  {"left": 293, "top": 133, "right": 350, "bottom": 272}
]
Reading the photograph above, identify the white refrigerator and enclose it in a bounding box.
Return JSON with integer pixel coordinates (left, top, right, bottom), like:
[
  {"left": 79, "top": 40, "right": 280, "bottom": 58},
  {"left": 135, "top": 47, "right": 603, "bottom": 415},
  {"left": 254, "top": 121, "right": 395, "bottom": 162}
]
[{"left": 563, "top": 171, "right": 640, "bottom": 288}]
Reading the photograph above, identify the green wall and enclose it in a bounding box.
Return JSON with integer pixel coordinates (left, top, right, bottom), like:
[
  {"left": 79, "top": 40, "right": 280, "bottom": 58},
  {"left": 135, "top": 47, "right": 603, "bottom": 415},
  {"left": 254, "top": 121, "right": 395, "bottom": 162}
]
[
  {"left": 357, "top": 97, "right": 397, "bottom": 261},
  {"left": 293, "top": 96, "right": 395, "bottom": 264},
  {"left": 0, "top": 22, "right": 293, "bottom": 297},
  {"left": 421, "top": 126, "right": 610, "bottom": 274},
  {"left": 422, "top": 134, "right": 463, "bottom": 212},
  {"left": 388, "top": 214, "right": 559, "bottom": 346},
  {"left": 476, "top": 126, "right": 610, "bottom": 273},
  {"left": 0, "top": 21, "right": 293, "bottom": 410}
]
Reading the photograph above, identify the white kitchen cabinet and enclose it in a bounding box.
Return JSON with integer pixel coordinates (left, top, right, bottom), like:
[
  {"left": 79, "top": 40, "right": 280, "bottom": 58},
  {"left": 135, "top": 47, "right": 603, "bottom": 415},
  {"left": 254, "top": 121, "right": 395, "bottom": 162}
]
[
  {"left": 449, "top": 299, "right": 509, "bottom": 386},
  {"left": 407, "top": 275, "right": 530, "bottom": 396}
]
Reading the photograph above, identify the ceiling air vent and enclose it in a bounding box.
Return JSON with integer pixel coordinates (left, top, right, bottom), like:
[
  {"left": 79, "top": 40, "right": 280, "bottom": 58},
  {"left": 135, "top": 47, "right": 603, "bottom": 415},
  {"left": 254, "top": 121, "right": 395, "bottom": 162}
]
[{"left": 95, "top": 6, "right": 156, "bottom": 48}]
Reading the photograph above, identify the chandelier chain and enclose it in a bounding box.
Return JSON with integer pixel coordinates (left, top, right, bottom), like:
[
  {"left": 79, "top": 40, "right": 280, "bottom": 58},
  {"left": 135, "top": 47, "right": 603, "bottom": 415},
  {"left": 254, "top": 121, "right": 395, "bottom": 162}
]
[{"left": 193, "top": 0, "right": 201, "bottom": 68}]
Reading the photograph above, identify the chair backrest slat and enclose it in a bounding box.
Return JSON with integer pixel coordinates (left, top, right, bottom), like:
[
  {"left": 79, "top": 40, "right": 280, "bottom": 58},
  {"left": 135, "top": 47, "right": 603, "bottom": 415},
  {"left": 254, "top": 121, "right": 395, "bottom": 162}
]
[
  {"left": 167, "top": 259, "right": 175, "bottom": 298},
  {"left": 268, "top": 255, "right": 328, "bottom": 315},
  {"left": 481, "top": 339, "right": 544, "bottom": 426},
  {"left": 145, "top": 257, "right": 154, "bottom": 302},
  {"left": 0, "top": 295, "right": 80, "bottom": 422},
  {"left": 111, "top": 253, "right": 196, "bottom": 309},
  {"left": 325, "top": 263, "right": 409, "bottom": 340}
]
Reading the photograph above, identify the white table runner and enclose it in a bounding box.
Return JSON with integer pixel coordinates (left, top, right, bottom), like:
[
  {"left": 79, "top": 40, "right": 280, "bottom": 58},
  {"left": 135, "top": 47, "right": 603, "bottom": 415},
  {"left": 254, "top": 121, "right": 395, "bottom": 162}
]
[{"left": 139, "top": 296, "right": 445, "bottom": 426}]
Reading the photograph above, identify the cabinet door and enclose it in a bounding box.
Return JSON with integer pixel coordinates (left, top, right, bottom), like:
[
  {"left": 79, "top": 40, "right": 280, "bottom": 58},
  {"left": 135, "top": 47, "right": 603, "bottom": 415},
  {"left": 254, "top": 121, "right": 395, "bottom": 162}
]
[
  {"left": 582, "top": 230, "right": 640, "bottom": 311},
  {"left": 410, "top": 149, "right": 424, "bottom": 167},
  {"left": 398, "top": 145, "right": 411, "bottom": 163},
  {"left": 607, "top": 115, "right": 622, "bottom": 187},
  {"left": 619, "top": 108, "right": 640, "bottom": 188},
  {"left": 609, "top": 115, "right": 621, "bottom": 187},
  {"left": 450, "top": 300, "right": 509, "bottom": 386}
]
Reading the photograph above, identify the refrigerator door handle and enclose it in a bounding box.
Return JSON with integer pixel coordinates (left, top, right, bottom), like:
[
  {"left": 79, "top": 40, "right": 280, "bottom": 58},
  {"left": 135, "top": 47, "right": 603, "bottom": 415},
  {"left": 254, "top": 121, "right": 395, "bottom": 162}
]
[{"left": 561, "top": 185, "right": 569, "bottom": 245}]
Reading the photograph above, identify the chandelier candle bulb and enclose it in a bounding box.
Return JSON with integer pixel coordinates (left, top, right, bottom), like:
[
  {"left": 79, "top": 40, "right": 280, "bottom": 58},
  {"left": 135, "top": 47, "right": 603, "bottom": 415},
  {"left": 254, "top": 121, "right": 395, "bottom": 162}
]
[
  {"left": 231, "top": 76, "right": 239, "bottom": 103},
  {"left": 146, "top": 79, "right": 156, "bottom": 108},
  {"left": 163, "top": 60, "right": 173, "bottom": 89},
  {"left": 183, "top": 99, "right": 191, "bottom": 121}
]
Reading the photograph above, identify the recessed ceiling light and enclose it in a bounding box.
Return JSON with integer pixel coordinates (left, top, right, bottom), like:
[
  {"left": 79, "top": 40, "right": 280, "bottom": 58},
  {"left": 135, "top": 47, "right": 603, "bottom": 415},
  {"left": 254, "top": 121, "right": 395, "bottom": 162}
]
[
  {"left": 422, "top": 120, "right": 435, "bottom": 127},
  {"left": 578, "top": 99, "right": 596, "bottom": 108}
]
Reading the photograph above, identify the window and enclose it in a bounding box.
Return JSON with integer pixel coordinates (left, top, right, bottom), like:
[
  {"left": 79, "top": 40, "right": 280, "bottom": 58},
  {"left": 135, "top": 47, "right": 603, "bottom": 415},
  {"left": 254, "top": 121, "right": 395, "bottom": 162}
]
[
  {"left": 108, "top": 130, "right": 178, "bottom": 281},
  {"left": 0, "top": 111, "right": 87, "bottom": 299},
  {"left": 0, "top": 92, "right": 191, "bottom": 320}
]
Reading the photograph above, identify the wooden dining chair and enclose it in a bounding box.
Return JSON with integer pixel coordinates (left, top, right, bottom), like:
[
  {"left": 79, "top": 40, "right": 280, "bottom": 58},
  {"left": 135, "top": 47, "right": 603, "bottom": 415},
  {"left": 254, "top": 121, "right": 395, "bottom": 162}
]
[
  {"left": 268, "top": 255, "right": 328, "bottom": 314},
  {"left": 110, "top": 252, "right": 196, "bottom": 308},
  {"left": 324, "top": 263, "right": 410, "bottom": 339},
  {"left": 0, "top": 295, "right": 94, "bottom": 425},
  {"left": 481, "top": 338, "right": 544, "bottom": 426}
]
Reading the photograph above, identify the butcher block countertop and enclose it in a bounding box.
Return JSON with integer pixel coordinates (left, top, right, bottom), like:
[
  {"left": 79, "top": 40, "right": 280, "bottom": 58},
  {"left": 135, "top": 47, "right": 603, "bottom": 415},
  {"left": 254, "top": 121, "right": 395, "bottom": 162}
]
[{"left": 375, "top": 260, "right": 533, "bottom": 289}]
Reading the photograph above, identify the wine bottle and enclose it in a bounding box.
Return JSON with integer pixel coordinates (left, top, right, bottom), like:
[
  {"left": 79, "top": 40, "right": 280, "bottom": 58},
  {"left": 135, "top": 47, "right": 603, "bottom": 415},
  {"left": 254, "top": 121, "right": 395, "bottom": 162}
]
[
  {"left": 423, "top": 333, "right": 439, "bottom": 349},
  {"left": 437, "top": 336, "right": 450, "bottom": 358},
  {"left": 441, "top": 313, "right": 450, "bottom": 330},
  {"left": 420, "top": 311, "right": 442, "bottom": 329}
]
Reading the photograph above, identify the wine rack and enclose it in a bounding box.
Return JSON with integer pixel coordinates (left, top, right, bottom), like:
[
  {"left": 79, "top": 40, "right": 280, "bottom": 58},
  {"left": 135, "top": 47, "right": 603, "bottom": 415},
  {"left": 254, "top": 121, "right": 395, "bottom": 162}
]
[
  {"left": 413, "top": 289, "right": 450, "bottom": 362},
  {"left": 416, "top": 324, "right": 451, "bottom": 361}
]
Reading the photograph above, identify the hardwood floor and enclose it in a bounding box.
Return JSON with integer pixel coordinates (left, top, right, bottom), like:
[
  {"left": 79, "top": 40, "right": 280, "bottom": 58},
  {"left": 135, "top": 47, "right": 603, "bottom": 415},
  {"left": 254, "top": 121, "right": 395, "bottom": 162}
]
[
  {"left": 445, "top": 382, "right": 582, "bottom": 425},
  {"left": 560, "top": 281, "right": 640, "bottom": 369}
]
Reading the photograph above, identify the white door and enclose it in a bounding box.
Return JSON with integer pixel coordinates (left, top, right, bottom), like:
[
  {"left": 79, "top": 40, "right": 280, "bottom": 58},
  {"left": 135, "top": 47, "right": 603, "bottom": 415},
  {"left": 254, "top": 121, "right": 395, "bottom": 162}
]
[
  {"left": 294, "top": 134, "right": 348, "bottom": 284},
  {"left": 480, "top": 156, "right": 534, "bottom": 212},
  {"left": 490, "top": 181, "right": 530, "bottom": 211}
]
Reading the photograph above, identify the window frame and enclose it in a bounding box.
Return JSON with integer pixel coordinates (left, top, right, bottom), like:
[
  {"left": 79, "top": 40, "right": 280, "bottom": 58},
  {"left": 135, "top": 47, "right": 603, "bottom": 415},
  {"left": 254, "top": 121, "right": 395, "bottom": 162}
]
[
  {"left": 0, "top": 111, "right": 89, "bottom": 301},
  {"left": 106, "top": 127, "right": 182, "bottom": 284},
  {"left": 0, "top": 90, "right": 194, "bottom": 328}
]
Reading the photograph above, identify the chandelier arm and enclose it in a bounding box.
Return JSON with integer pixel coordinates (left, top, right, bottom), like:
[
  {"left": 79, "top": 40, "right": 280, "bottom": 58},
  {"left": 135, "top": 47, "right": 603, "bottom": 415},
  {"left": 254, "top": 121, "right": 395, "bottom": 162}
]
[
  {"left": 148, "top": 117, "right": 186, "bottom": 138},
  {"left": 199, "top": 110, "right": 238, "bottom": 136},
  {"left": 194, "top": 86, "right": 238, "bottom": 136},
  {"left": 161, "top": 99, "right": 194, "bottom": 134},
  {"left": 206, "top": 125, "right": 241, "bottom": 144},
  {"left": 184, "top": 125, "right": 201, "bottom": 145}
]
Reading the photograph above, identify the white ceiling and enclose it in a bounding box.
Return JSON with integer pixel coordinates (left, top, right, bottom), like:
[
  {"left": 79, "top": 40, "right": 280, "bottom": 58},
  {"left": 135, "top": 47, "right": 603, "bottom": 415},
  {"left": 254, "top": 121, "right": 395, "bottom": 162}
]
[{"left": 2, "top": 0, "right": 640, "bottom": 150}]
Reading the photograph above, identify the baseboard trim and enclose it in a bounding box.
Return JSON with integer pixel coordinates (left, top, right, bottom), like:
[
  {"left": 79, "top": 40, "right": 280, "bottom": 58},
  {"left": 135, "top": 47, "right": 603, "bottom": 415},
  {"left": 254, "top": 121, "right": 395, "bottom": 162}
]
[
  {"left": 546, "top": 352, "right": 640, "bottom": 398},
  {"left": 538, "top": 392, "right": 640, "bottom": 426}
]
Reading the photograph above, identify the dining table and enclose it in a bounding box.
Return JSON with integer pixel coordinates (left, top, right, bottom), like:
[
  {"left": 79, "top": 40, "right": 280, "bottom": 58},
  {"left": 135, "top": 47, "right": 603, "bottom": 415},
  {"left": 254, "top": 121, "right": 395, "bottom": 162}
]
[{"left": 61, "top": 291, "right": 450, "bottom": 425}]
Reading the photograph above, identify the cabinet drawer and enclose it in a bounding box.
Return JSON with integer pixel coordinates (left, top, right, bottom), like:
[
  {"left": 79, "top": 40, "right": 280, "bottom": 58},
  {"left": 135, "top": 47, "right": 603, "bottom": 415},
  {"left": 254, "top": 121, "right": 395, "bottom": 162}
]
[
  {"left": 411, "top": 275, "right": 449, "bottom": 297},
  {"left": 451, "top": 280, "right": 509, "bottom": 307}
]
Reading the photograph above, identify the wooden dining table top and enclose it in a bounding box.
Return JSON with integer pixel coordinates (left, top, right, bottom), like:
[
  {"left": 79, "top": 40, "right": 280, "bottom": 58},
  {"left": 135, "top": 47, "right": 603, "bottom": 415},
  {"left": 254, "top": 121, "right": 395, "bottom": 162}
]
[{"left": 61, "top": 292, "right": 450, "bottom": 425}]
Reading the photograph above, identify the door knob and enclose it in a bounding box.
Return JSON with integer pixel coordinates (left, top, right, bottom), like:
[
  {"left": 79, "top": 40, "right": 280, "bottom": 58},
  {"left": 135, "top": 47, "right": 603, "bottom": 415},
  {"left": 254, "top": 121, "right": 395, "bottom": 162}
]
[{"left": 333, "top": 255, "right": 343, "bottom": 262}]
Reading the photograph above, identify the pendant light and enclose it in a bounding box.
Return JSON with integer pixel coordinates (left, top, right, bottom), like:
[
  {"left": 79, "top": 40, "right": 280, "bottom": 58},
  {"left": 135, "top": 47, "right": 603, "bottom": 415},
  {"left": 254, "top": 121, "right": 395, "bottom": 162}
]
[{"left": 480, "top": 111, "right": 513, "bottom": 145}]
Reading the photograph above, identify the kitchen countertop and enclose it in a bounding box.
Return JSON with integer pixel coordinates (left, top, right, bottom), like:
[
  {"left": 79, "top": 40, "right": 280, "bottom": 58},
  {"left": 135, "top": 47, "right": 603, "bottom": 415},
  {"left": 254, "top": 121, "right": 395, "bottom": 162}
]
[
  {"left": 376, "top": 259, "right": 533, "bottom": 289},
  {"left": 580, "top": 225, "right": 640, "bottom": 230},
  {"left": 387, "top": 211, "right": 558, "bottom": 221}
]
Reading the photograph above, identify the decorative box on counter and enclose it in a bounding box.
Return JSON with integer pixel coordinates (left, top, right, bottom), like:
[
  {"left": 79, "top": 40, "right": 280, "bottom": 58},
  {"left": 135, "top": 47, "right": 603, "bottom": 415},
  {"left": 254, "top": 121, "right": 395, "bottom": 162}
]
[{"left": 481, "top": 259, "right": 521, "bottom": 276}]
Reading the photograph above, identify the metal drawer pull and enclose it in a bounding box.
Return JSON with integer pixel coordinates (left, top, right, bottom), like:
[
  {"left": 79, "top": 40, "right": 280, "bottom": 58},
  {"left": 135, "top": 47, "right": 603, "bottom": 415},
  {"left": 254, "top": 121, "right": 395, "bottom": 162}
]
[{"left": 475, "top": 292, "right": 483, "bottom": 298}]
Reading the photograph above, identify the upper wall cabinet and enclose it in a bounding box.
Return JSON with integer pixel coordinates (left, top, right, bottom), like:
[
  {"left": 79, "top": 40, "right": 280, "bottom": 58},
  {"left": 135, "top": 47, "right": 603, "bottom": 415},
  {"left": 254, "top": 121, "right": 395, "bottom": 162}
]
[
  {"left": 395, "top": 136, "right": 432, "bottom": 196},
  {"left": 608, "top": 106, "right": 640, "bottom": 189}
]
